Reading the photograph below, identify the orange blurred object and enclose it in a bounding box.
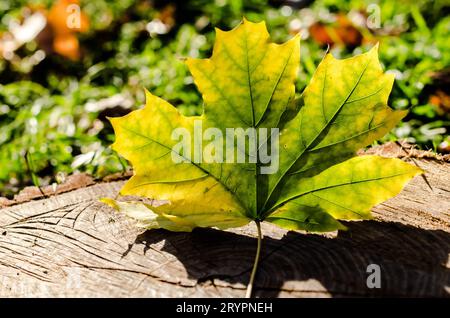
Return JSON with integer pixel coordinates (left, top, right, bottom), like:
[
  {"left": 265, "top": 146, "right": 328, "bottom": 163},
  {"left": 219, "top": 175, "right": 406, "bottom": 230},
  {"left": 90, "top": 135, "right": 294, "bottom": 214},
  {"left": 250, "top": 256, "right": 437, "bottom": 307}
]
[
  {"left": 309, "top": 14, "right": 363, "bottom": 48},
  {"left": 158, "top": 4, "right": 176, "bottom": 28},
  {"left": 429, "top": 90, "right": 450, "bottom": 115},
  {"left": 53, "top": 34, "right": 80, "bottom": 61},
  {"left": 46, "top": 0, "right": 89, "bottom": 60}
]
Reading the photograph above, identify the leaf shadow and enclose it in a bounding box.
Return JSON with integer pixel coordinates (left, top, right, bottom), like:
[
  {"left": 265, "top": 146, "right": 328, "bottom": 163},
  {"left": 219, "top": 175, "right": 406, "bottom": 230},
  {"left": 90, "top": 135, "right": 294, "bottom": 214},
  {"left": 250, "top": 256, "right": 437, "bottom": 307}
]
[{"left": 132, "top": 220, "right": 450, "bottom": 297}]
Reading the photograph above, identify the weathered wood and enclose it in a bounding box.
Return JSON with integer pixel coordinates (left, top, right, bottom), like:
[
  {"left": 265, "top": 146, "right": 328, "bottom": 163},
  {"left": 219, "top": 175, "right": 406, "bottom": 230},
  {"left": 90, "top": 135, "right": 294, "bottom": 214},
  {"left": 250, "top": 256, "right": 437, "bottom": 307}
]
[{"left": 0, "top": 146, "right": 449, "bottom": 297}]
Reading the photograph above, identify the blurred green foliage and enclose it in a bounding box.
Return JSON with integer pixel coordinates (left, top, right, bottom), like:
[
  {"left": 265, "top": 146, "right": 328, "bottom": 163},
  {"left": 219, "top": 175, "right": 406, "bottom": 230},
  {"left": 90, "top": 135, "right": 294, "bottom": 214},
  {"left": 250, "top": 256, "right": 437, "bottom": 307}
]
[{"left": 0, "top": 0, "right": 449, "bottom": 197}]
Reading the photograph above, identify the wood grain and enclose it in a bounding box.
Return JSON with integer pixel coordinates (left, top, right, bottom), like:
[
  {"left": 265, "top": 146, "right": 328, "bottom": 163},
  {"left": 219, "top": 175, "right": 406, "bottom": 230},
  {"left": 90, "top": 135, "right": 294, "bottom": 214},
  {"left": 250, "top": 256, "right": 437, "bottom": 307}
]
[{"left": 0, "top": 149, "right": 449, "bottom": 297}]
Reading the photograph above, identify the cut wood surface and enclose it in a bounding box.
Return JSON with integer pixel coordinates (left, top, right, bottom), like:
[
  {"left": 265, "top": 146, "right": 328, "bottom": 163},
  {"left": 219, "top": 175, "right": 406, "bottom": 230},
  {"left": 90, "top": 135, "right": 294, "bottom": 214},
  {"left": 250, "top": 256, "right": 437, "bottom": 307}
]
[{"left": 0, "top": 143, "right": 449, "bottom": 297}]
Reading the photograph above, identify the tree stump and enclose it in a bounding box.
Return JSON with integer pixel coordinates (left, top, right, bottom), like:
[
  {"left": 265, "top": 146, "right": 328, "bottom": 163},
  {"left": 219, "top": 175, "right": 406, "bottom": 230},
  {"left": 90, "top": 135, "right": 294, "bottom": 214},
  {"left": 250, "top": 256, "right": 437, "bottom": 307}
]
[{"left": 0, "top": 143, "right": 449, "bottom": 297}]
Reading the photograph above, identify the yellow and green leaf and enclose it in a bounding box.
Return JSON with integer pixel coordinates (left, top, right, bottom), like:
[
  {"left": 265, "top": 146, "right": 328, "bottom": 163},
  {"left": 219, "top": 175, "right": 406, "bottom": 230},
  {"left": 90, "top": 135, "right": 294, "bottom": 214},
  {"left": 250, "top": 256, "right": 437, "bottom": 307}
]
[{"left": 103, "top": 19, "right": 421, "bottom": 233}]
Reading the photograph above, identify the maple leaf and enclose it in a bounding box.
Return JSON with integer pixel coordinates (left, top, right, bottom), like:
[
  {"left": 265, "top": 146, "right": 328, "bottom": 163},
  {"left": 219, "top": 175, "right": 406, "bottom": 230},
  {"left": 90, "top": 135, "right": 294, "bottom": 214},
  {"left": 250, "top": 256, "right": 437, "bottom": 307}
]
[{"left": 102, "top": 19, "right": 422, "bottom": 297}]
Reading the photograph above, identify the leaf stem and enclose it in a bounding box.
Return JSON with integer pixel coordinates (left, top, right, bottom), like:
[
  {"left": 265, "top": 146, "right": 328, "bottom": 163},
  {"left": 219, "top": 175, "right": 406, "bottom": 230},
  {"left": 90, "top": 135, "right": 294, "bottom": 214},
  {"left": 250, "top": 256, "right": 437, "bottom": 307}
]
[{"left": 245, "top": 220, "right": 262, "bottom": 298}]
